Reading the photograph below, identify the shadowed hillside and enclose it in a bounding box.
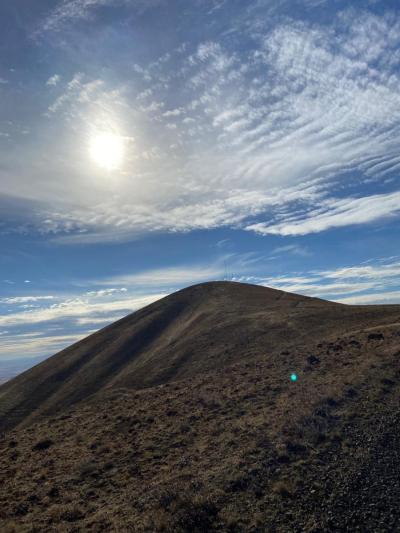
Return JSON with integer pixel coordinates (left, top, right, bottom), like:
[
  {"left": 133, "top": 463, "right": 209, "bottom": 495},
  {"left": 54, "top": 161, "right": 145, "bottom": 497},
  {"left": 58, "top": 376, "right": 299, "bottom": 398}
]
[
  {"left": 1, "top": 281, "right": 400, "bottom": 433},
  {"left": 1, "top": 282, "right": 400, "bottom": 531}
]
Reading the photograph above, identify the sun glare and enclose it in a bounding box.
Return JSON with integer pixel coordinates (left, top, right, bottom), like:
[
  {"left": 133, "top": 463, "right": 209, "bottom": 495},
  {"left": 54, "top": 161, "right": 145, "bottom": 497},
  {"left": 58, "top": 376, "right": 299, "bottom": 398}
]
[{"left": 89, "top": 132, "right": 124, "bottom": 170}]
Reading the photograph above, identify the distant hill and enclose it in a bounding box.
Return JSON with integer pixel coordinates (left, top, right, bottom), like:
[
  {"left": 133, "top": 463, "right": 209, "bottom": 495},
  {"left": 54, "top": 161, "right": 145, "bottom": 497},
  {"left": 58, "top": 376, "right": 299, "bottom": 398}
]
[{"left": 1, "top": 281, "right": 400, "bottom": 531}]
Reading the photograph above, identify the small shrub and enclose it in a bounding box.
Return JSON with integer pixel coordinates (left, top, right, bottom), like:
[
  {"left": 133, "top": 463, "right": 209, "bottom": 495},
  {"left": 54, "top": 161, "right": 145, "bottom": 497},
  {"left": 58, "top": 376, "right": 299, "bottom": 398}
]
[
  {"left": 60, "top": 506, "right": 84, "bottom": 522},
  {"left": 77, "top": 460, "right": 98, "bottom": 477},
  {"left": 159, "top": 488, "right": 179, "bottom": 509},
  {"left": 171, "top": 496, "right": 219, "bottom": 532},
  {"left": 13, "top": 503, "right": 29, "bottom": 516},
  {"left": 349, "top": 340, "right": 361, "bottom": 347},
  {"left": 277, "top": 453, "right": 290, "bottom": 464},
  {"left": 47, "top": 487, "right": 59, "bottom": 498},
  {"left": 32, "top": 439, "right": 54, "bottom": 451},
  {"left": 286, "top": 441, "right": 308, "bottom": 455},
  {"left": 330, "top": 432, "right": 343, "bottom": 444},
  {"left": 226, "top": 474, "right": 250, "bottom": 493},
  {"left": 286, "top": 413, "right": 333, "bottom": 446},
  {"left": 272, "top": 480, "right": 293, "bottom": 498},
  {"left": 325, "top": 397, "right": 338, "bottom": 407},
  {"left": 368, "top": 332, "right": 384, "bottom": 341},
  {"left": 158, "top": 491, "right": 219, "bottom": 532}
]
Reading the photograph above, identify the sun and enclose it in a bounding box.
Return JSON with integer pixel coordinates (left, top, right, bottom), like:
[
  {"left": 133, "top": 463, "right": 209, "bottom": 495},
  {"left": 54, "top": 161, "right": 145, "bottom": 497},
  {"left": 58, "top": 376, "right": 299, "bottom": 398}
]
[{"left": 89, "top": 132, "right": 124, "bottom": 170}]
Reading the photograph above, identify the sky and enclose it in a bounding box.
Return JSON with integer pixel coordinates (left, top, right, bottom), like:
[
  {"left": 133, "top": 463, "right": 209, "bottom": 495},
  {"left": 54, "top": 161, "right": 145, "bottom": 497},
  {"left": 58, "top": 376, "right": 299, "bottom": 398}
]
[{"left": 1, "top": 0, "right": 400, "bottom": 376}]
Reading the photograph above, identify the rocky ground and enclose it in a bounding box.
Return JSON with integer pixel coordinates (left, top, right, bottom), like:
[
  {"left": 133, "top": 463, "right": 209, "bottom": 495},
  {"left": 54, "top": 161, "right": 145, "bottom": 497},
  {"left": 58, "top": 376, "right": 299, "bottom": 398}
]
[{"left": 1, "top": 322, "right": 399, "bottom": 532}]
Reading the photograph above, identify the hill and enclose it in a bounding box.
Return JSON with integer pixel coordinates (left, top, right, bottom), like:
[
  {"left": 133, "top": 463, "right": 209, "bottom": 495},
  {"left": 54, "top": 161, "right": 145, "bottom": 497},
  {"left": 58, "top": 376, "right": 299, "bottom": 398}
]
[
  {"left": 0, "top": 281, "right": 400, "bottom": 531},
  {"left": 1, "top": 281, "right": 399, "bottom": 433}
]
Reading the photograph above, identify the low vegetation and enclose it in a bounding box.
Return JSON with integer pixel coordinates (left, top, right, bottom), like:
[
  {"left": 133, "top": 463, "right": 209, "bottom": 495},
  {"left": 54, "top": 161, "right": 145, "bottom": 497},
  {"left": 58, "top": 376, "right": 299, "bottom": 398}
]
[{"left": 0, "top": 283, "right": 399, "bottom": 531}]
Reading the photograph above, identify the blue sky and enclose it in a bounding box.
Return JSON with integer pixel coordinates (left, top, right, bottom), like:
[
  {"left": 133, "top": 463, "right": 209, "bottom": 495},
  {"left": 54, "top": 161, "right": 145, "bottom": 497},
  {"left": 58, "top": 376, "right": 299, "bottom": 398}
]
[{"left": 1, "top": 0, "right": 400, "bottom": 370}]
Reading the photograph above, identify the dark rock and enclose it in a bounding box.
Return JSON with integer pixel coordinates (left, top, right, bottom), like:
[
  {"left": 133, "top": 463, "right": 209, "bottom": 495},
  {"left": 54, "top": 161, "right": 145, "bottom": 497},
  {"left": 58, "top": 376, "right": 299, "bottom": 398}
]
[
  {"left": 349, "top": 340, "right": 361, "bottom": 347},
  {"left": 346, "top": 388, "right": 358, "bottom": 398},
  {"left": 14, "top": 503, "right": 29, "bottom": 516},
  {"left": 368, "top": 332, "right": 384, "bottom": 341}
]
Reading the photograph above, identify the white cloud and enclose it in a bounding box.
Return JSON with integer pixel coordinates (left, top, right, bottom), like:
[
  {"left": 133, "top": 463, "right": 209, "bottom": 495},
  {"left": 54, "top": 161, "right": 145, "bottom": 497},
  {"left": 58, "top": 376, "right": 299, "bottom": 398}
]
[
  {"left": 95, "top": 264, "right": 224, "bottom": 287},
  {"left": 75, "top": 315, "right": 124, "bottom": 325},
  {"left": 163, "top": 108, "right": 183, "bottom": 117},
  {"left": 264, "top": 280, "right": 377, "bottom": 297},
  {"left": 248, "top": 190, "right": 400, "bottom": 236},
  {"left": 0, "top": 296, "right": 55, "bottom": 304},
  {"left": 321, "top": 263, "right": 400, "bottom": 280},
  {"left": 4, "top": 7, "right": 400, "bottom": 242},
  {"left": 86, "top": 287, "right": 127, "bottom": 297},
  {"left": 0, "top": 260, "right": 235, "bottom": 359},
  {"left": 0, "top": 333, "right": 88, "bottom": 359},
  {"left": 46, "top": 74, "right": 61, "bottom": 86},
  {"left": 0, "top": 293, "right": 165, "bottom": 327},
  {"left": 46, "top": 73, "right": 106, "bottom": 115},
  {"left": 270, "top": 244, "right": 310, "bottom": 257},
  {"left": 337, "top": 291, "right": 400, "bottom": 305},
  {"left": 1, "top": 255, "right": 400, "bottom": 361},
  {"left": 0, "top": 259, "right": 240, "bottom": 331},
  {"left": 38, "top": 0, "right": 164, "bottom": 34},
  {"left": 258, "top": 257, "right": 400, "bottom": 303}
]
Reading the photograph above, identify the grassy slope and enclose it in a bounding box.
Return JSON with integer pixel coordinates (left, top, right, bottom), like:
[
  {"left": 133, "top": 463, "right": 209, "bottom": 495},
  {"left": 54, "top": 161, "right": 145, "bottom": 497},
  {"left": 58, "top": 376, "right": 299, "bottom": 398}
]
[
  {"left": 0, "top": 322, "right": 399, "bottom": 531},
  {"left": 0, "top": 282, "right": 400, "bottom": 531},
  {"left": 1, "top": 281, "right": 399, "bottom": 433}
]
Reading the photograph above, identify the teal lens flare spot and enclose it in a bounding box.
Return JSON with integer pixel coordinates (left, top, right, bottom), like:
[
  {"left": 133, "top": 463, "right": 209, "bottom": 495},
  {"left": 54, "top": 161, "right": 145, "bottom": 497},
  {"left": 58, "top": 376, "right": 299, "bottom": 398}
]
[{"left": 290, "top": 373, "right": 298, "bottom": 382}]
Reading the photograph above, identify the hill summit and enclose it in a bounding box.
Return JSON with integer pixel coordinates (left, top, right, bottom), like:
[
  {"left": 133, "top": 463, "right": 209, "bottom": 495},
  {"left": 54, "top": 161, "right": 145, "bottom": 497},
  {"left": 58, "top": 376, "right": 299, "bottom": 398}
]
[
  {"left": 0, "top": 280, "right": 385, "bottom": 431},
  {"left": 1, "top": 281, "right": 400, "bottom": 531}
]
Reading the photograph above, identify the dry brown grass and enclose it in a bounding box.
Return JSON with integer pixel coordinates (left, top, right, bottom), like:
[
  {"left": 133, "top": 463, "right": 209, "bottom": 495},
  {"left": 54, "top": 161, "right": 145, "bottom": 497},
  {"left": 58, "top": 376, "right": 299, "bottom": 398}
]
[{"left": 1, "top": 283, "right": 400, "bottom": 531}]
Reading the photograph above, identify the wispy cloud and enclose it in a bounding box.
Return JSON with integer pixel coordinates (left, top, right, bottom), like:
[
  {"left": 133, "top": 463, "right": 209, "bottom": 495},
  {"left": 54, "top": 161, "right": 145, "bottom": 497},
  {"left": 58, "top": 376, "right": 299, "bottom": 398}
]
[
  {"left": 255, "top": 257, "right": 400, "bottom": 303},
  {"left": 0, "top": 257, "right": 247, "bottom": 359},
  {"left": 0, "top": 293, "right": 164, "bottom": 327},
  {"left": 86, "top": 288, "right": 127, "bottom": 297},
  {"left": 337, "top": 291, "right": 400, "bottom": 305},
  {"left": 1, "top": 255, "right": 400, "bottom": 362},
  {"left": 248, "top": 191, "right": 400, "bottom": 236},
  {"left": 46, "top": 74, "right": 61, "bottom": 86},
  {"left": 270, "top": 244, "right": 310, "bottom": 257},
  {"left": 95, "top": 264, "right": 224, "bottom": 288},
  {"left": 38, "top": 0, "right": 164, "bottom": 35},
  {"left": 0, "top": 333, "right": 88, "bottom": 358},
  {"left": 1, "top": 296, "right": 55, "bottom": 304},
  {"left": 4, "top": 4, "right": 400, "bottom": 243}
]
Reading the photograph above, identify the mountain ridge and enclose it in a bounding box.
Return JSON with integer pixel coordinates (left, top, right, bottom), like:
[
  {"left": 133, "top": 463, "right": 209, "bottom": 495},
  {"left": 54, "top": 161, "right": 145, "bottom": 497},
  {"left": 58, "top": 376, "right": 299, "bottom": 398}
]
[
  {"left": 1, "top": 281, "right": 399, "bottom": 433},
  {"left": 1, "top": 281, "right": 400, "bottom": 531}
]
